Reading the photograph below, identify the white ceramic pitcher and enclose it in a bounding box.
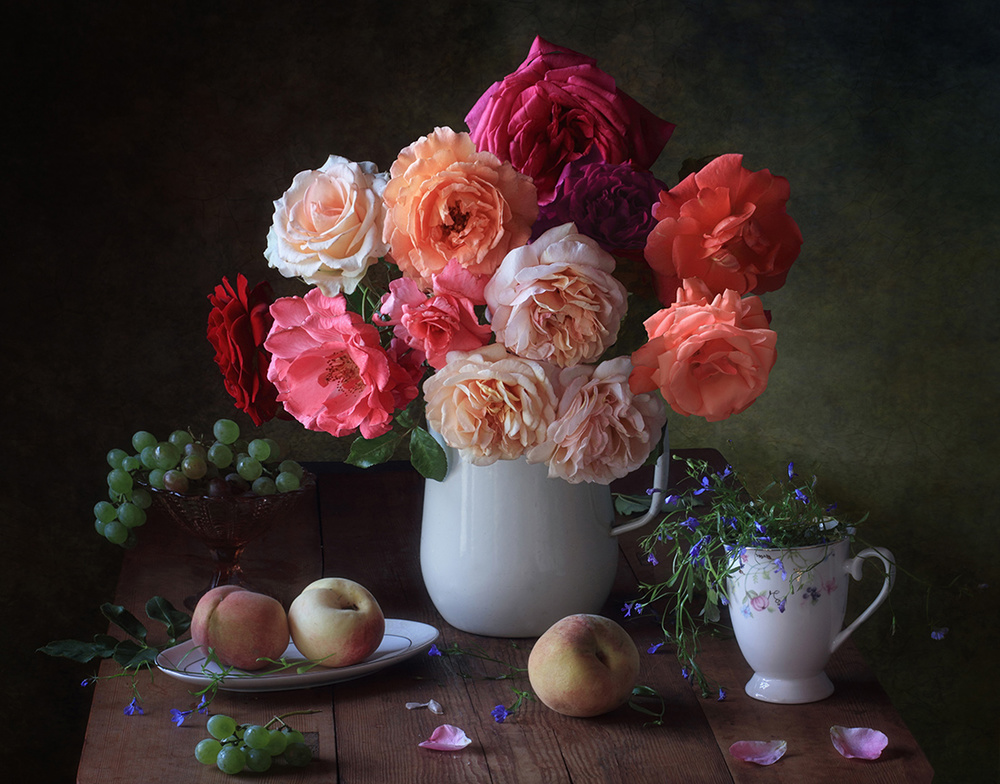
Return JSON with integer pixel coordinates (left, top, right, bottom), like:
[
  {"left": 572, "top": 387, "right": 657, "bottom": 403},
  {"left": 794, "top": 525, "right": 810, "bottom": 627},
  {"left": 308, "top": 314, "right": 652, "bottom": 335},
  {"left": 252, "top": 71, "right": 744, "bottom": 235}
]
[
  {"left": 726, "top": 538, "right": 895, "bottom": 703},
  {"left": 420, "top": 431, "right": 670, "bottom": 637}
]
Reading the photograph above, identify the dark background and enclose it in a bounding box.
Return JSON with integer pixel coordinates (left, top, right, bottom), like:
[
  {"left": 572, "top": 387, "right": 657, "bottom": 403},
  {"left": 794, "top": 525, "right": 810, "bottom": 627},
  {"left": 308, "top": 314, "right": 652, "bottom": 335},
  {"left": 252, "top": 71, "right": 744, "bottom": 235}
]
[{"left": 5, "top": 1, "right": 997, "bottom": 781}]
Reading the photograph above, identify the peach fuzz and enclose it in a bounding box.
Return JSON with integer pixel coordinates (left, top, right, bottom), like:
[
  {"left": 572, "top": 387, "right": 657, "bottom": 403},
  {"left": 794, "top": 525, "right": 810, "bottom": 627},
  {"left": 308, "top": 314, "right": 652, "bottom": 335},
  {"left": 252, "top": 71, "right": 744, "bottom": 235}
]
[{"left": 190, "top": 585, "right": 289, "bottom": 671}]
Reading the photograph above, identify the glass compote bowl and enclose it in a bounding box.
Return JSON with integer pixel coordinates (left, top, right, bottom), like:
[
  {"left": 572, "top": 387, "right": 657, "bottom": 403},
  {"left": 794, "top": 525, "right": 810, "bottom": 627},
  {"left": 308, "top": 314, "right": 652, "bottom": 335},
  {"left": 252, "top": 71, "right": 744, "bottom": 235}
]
[{"left": 146, "top": 472, "right": 315, "bottom": 609}]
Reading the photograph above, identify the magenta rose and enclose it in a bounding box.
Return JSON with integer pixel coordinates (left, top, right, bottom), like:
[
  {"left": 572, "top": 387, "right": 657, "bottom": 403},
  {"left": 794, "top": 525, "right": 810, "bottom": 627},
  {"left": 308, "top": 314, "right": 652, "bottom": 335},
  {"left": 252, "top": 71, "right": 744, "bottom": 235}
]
[
  {"left": 264, "top": 288, "right": 420, "bottom": 439},
  {"left": 465, "top": 36, "right": 674, "bottom": 203},
  {"left": 532, "top": 159, "right": 667, "bottom": 257}
]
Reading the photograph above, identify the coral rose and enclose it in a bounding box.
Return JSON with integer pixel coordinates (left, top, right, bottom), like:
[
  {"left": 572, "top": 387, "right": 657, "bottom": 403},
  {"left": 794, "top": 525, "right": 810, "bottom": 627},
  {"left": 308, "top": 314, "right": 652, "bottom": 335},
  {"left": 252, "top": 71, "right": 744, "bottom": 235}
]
[
  {"left": 375, "top": 276, "right": 492, "bottom": 370},
  {"left": 466, "top": 36, "right": 674, "bottom": 203},
  {"left": 207, "top": 274, "right": 281, "bottom": 426},
  {"left": 382, "top": 126, "right": 537, "bottom": 290},
  {"left": 485, "top": 223, "right": 628, "bottom": 367},
  {"left": 423, "top": 343, "right": 558, "bottom": 465},
  {"left": 545, "top": 357, "right": 666, "bottom": 484},
  {"left": 644, "top": 153, "right": 803, "bottom": 304},
  {"left": 629, "top": 280, "right": 777, "bottom": 422},
  {"left": 264, "top": 155, "right": 388, "bottom": 297},
  {"left": 264, "top": 288, "right": 419, "bottom": 439}
]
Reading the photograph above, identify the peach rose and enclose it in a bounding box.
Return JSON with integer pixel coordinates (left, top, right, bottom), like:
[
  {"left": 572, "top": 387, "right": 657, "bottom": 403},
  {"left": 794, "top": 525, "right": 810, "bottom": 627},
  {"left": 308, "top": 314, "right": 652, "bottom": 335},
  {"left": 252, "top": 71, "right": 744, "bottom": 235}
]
[
  {"left": 545, "top": 357, "right": 666, "bottom": 484},
  {"left": 423, "top": 343, "right": 558, "bottom": 465},
  {"left": 644, "top": 153, "right": 802, "bottom": 304},
  {"left": 264, "top": 288, "right": 419, "bottom": 439},
  {"left": 629, "top": 280, "right": 777, "bottom": 422},
  {"left": 484, "top": 223, "right": 628, "bottom": 367},
  {"left": 265, "top": 155, "right": 388, "bottom": 296},
  {"left": 382, "top": 126, "right": 538, "bottom": 290}
]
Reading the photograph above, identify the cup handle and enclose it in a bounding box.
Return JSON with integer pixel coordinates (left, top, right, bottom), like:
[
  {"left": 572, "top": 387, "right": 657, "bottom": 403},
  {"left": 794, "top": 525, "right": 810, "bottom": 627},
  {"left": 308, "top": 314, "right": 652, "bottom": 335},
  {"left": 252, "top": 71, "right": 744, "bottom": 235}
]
[
  {"left": 610, "top": 427, "right": 671, "bottom": 537},
  {"left": 830, "top": 546, "right": 896, "bottom": 654}
]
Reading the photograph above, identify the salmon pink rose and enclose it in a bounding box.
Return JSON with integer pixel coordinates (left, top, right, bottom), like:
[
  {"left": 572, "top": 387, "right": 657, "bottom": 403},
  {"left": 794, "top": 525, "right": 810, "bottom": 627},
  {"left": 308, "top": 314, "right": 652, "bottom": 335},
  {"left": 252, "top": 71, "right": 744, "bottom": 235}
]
[
  {"left": 375, "top": 276, "right": 492, "bottom": 370},
  {"left": 265, "top": 155, "right": 388, "bottom": 296},
  {"left": 382, "top": 126, "right": 537, "bottom": 290},
  {"left": 265, "top": 288, "right": 419, "bottom": 439},
  {"left": 629, "top": 280, "right": 777, "bottom": 422},
  {"left": 545, "top": 357, "right": 666, "bottom": 484},
  {"left": 466, "top": 36, "right": 674, "bottom": 203},
  {"left": 423, "top": 343, "right": 558, "bottom": 466},
  {"left": 485, "top": 223, "right": 628, "bottom": 368},
  {"left": 644, "top": 153, "right": 802, "bottom": 304}
]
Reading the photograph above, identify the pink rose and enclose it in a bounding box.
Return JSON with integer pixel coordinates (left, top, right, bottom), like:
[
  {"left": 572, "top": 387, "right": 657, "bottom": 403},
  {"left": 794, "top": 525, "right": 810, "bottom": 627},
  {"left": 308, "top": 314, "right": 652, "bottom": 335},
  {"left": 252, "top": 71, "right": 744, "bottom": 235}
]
[
  {"left": 485, "top": 223, "right": 628, "bottom": 368},
  {"left": 375, "top": 276, "right": 492, "bottom": 370},
  {"left": 629, "top": 280, "right": 777, "bottom": 422},
  {"left": 545, "top": 357, "right": 666, "bottom": 484},
  {"left": 644, "top": 153, "right": 803, "bottom": 303},
  {"left": 264, "top": 288, "right": 420, "bottom": 439},
  {"left": 264, "top": 155, "right": 388, "bottom": 296},
  {"left": 423, "top": 343, "right": 558, "bottom": 465},
  {"left": 382, "top": 126, "right": 537, "bottom": 290},
  {"left": 466, "top": 36, "right": 674, "bottom": 203}
]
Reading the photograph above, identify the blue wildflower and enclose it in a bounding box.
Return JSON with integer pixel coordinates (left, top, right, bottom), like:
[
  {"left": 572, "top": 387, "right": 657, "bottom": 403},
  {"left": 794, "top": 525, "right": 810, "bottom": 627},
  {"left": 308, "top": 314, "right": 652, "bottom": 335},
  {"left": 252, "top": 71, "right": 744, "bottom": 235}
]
[
  {"left": 794, "top": 488, "right": 810, "bottom": 504},
  {"left": 123, "top": 698, "right": 144, "bottom": 716},
  {"left": 170, "top": 708, "right": 192, "bottom": 727},
  {"left": 647, "top": 553, "right": 659, "bottom": 567},
  {"left": 81, "top": 678, "right": 94, "bottom": 688},
  {"left": 688, "top": 535, "right": 710, "bottom": 560},
  {"left": 931, "top": 627, "right": 949, "bottom": 640},
  {"left": 680, "top": 516, "right": 699, "bottom": 531},
  {"left": 787, "top": 462, "right": 797, "bottom": 479},
  {"left": 717, "top": 688, "right": 727, "bottom": 702},
  {"left": 622, "top": 601, "right": 643, "bottom": 618},
  {"left": 680, "top": 667, "right": 690, "bottom": 681},
  {"left": 647, "top": 641, "right": 665, "bottom": 654},
  {"left": 427, "top": 644, "right": 442, "bottom": 657},
  {"left": 491, "top": 704, "right": 511, "bottom": 723},
  {"left": 773, "top": 558, "right": 787, "bottom": 581}
]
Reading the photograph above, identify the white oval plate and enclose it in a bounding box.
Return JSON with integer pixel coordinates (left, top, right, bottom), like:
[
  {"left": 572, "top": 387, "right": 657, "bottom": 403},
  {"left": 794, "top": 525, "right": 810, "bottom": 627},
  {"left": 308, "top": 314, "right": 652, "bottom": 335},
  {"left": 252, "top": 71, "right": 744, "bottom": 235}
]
[{"left": 155, "top": 618, "right": 439, "bottom": 692}]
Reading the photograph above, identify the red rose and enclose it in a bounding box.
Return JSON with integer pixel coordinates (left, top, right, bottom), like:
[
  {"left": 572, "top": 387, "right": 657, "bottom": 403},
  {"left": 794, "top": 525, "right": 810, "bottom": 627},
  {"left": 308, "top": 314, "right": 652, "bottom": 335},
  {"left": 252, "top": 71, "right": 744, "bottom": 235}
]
[
  {"left": 465, "top": 36, "right": 674, "bottom": 203},
  {"left": 644, "top": 154, "right": 803, "bottom": 304},
  {"left": 207, "top": 274, "right": 282, "bottom": 426}
]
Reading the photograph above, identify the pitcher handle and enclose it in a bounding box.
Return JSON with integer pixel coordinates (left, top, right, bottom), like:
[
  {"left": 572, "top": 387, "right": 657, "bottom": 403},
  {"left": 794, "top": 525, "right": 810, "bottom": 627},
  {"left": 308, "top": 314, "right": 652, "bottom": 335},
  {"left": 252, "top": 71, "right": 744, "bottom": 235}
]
[
  {"left": 610, "top": 426, "right": 671, "bottom": 538},
  {"left": 830, "top": 546, "right": 896, "bottom": 654}
]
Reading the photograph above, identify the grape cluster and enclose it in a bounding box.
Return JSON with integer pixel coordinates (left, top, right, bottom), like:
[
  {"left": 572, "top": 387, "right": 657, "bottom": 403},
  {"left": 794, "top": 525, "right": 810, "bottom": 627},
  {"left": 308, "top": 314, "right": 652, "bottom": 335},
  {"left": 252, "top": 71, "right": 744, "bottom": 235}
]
[
  {"left": 196, "top": 714, "right": 314, "bottom": 774},
  {"left": 94, "top": 418, "right": 306, "bottom": 548}
]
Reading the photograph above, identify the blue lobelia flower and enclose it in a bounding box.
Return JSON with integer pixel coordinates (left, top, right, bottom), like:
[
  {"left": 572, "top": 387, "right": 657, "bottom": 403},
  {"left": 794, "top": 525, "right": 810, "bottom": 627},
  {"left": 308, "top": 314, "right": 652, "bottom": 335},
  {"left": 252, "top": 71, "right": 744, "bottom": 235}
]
[
  {"left": 491, "top": 704, "right": 511, "bottom": 723},
  {"left": 427, "top": 644, "right": 442, "bottom": 657},
  {"left": 170, "top": 708, "right": 192, "bottom": 727},
  {"left": 931, "top": 627, "right": 949, "bottom": 640},
  {"left": 123, "top": 698, "right": 144, "bottom": 716}
]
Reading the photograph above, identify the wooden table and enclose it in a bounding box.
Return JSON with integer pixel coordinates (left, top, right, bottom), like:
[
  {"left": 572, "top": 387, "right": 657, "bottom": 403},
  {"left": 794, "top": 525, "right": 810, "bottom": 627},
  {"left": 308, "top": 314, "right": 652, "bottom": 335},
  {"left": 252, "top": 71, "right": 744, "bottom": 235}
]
[{"left": 77, "top": 451, "right": 933, "bottom": 783}]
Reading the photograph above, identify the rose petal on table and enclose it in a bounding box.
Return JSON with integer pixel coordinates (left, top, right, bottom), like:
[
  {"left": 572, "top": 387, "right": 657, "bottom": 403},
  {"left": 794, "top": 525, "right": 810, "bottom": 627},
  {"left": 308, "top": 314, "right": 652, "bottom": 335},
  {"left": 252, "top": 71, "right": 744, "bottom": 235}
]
[
  {"left": 418, "top": 724, "right": 472, "bottom": 751},
  {"left": 830, "top": 725, "right": 888, "bottom": 759},
  {"left": 729, "top": 739, "right": 787, "bottom": 765},
  {"left": 406, "top": 699, "right": 444, "bottom": 714}
]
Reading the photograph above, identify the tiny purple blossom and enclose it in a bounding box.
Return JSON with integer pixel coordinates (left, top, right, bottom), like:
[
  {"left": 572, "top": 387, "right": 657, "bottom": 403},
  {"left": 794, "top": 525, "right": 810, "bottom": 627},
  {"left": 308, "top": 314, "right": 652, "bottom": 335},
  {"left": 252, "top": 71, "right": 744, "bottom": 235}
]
[
  {"left": 787, "top": 462, "right": 797, "bottom": 479},
  {"left": 681, "top": 516, "right": 699, "bottom": 531},
  {"left": 123, "top": 698, "right": 144, "bottom": 716},
  {"left": 647, "top": 641, "right": 665, "bottom": 654},
  {"left": 931, "top": 627, "right": 949, "bottom": 640},
  {"left": 428, "top": 644, "right": 442, "bottom": 656},
  {"left": 717, "top": 688, "right": 727, "bottom": 701},
  {"left": 491, "top": 704, "right": 511, "bottom": 723},
  {"left": 773, "top": 558, "right": 787, "bottom": 581},
  {"left": 647, "top": 553, "right": 659, "bottom": 566},
  {"left": 170, "top": 708, "right": 192, "bottom": 727}
]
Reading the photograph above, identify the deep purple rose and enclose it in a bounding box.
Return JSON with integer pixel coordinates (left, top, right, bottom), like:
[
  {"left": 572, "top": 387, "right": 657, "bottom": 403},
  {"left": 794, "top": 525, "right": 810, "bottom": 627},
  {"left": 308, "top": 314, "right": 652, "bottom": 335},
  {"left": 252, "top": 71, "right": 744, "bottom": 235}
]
[{"left": 532, "top": 160, "right": 667, "bottom": 258}]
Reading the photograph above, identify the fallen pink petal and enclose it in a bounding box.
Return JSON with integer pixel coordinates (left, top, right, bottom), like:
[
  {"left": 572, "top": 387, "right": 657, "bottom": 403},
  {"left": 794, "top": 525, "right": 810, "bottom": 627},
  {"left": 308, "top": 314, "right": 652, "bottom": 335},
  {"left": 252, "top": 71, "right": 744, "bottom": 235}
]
[
  {"left": 830, "top": 725, "right": 889, "bottom": 760},
  {"left": 729, "top": 739, "right": 788, "bottom": 765},
  {"left": 418, "top": 724, "right": 473, "bottom": 751}
]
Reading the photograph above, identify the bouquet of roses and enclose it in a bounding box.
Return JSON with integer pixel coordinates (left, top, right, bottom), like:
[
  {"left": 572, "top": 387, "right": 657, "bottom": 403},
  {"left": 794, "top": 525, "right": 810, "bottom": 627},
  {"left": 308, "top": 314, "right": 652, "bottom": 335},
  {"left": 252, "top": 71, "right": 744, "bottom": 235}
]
[{"left": 207, "top": 36, "right": 802, "bottom": 484}]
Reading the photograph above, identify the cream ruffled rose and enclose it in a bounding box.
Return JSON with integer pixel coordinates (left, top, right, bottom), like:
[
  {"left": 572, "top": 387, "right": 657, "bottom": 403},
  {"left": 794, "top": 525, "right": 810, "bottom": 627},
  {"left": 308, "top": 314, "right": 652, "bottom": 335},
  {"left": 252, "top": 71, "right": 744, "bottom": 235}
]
[
  {"left": 485, "top": 223, "right": 628, "bottom": 368},
  {"left": 545, "top": 357, "right": 666, "bottom": 484},
  {"left": 382, "top": 127, "right": 537, "bottom": 290},
  {"left": 265, "top": 155, "right": 388, "bottom": 296},
  {"left": 423, "top": 343, "right": 558, "bottom": 466}
]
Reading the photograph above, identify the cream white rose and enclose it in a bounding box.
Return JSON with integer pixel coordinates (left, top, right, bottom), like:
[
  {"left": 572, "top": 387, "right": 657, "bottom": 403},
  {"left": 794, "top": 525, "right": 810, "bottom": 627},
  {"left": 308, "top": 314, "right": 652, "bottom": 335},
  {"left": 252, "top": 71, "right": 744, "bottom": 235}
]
[{"left": 265, "top": 155, "right": 388, "bottom": 296}]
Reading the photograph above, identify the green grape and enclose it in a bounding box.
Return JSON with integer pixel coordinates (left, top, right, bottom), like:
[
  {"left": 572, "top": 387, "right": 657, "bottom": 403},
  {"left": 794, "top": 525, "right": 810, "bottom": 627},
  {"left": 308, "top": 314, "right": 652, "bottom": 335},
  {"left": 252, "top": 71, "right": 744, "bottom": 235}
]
[
  {"left": 139, "top": 445, "right": 158, "bottom": 469},
  {"left": 252, "top": 476, "right": 276, "bottom": 496},
  {"left": 263, "top": 438, "right": 282, "bottom": 462},
  {"left": 94, "top": 501, "right": 117, "bottom": 523},
  {"left": 281, "top": 728, "right": 304, "bottom": 745},
  {"left": 131, "top": 430, "right": 157, "bottom": 453},
  {"left": 194, "top": 737, "right": 222, "bottom": 764},
  {"left": 163, "top": 469, "right": 189, "bottom": 493},
  {"left": 181, "top": 454, "right": 208, "bottom": 480},
  {"left": 94, "top": 519, "right": 107, "bottom": 536},
  {"left": 131, "top": 487, "right": 152, "bottom": 509},
  {"left": 213, "top": 418, "right": 240, "bottom": 445},
  {"left": 208, "top": 442, "right": 233, "bottom": 469},
  {"left": 242, "top": 724, "right": 270, "bottom": 750},
  {"left": 275, "top": 471, "right": 300, "bottom": 493},
  {"left": 236, "top": 456, "right": 262, "bottom": 482},
  {"left": 106, "top": 448, "right": 128, "bottom": 469},
  {"left": 120, "top": 454, "right": 142, "bottom": 473},
  {"left": 116, "top": 502, "right": 146, "bottom": 528},
  {"left": 248, "top": 438, "right": 271, "bottom": 462},
  {"left": 168, "top": 429, "right": 194, "bottom": 449},
  {"left": 153, "top": 442, "right": 181, "bottom": 470},
  {"left": 147, "top": 468, "right": 166, "bottom": 489},
  {"left": 245, "top": 748, "right": 272, "bottom": 772},
  {"left": 216, "top": 745, "right": 245, "bottom": 775},
  {"left": 278, "top": 459, "right": 304, "bottom": 478},
  {"left": 207, "top": 714, "right": 237, "bottom": 740},
  {"left": 104, "top": 520, "right": 128, "bottom": 545},
  {"left": 283, "top": 741, "right": 312, "bottom": 767},
  {"left": 107, "top": 468, "right": 133, "bottom": 495},
  {"left": 265, "top": 729, "right": 288, "bottom": 756}
]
